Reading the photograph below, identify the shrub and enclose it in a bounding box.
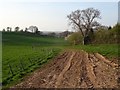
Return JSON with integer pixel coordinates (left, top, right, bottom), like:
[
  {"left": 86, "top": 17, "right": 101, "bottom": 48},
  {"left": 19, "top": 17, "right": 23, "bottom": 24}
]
[
  {"left": 93, "top": 23, "right": 119, "bottom": 44},
  {"left": 67, "top": 32, "right": 83, "bottom": 45}
]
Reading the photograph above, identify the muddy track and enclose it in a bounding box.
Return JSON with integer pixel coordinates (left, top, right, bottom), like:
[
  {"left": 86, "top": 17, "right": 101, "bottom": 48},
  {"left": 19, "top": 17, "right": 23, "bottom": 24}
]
[{"left": 13, "top": 50, "right": 119, "bottom": 88}]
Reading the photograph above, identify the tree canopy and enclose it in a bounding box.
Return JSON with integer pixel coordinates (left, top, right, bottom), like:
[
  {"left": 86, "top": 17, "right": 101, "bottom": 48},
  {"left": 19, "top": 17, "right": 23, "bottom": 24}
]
[{"left": 67, "top": 8, "right": 101, "bottom": 44}]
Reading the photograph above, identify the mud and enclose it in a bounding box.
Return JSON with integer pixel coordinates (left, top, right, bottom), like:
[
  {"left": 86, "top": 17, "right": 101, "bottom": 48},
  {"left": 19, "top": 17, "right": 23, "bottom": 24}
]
[{"left": 13, "top": 50, "right": 119, "bottom": 88}]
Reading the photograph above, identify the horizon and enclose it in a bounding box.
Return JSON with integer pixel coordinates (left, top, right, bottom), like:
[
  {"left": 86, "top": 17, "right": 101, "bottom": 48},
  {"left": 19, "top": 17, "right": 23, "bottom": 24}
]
[{"left": 0, "top": 1, "right": 118, "bottom": 32}]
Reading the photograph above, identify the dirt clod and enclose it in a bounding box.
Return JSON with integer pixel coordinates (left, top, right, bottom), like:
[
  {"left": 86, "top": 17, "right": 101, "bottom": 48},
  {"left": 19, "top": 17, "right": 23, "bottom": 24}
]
[{"left": 13, "top": 51, "right": 119, "bottom": 88}]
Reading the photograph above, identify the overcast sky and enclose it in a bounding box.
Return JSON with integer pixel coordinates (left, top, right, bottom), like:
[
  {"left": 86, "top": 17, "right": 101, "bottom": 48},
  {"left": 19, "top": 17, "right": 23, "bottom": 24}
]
[{"left": 0, "top": 0, "right": 119, "bottom": 31}]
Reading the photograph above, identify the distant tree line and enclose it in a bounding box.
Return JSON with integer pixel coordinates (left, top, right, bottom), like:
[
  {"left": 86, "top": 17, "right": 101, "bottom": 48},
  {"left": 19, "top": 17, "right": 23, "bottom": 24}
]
[
  {"left": 2, "top": 26, "right": 74, "bottom": 38},
  {"left": 66, "top": 23, "right": 119, "bottom": 45},
  {"left": 2, "top": 26, "right": 42, "bottom": 35}
]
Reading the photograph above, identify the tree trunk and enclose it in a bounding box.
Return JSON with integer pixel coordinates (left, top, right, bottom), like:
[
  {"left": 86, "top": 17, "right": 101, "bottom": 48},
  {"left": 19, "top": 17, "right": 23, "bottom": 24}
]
[{"left": 83, "top": 36, "right": 90, "bottom": 45}]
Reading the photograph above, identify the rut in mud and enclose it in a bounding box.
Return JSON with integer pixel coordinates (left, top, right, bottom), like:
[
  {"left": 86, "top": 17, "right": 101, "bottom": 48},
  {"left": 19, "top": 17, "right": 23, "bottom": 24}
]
[{"left": 14, "top": 50, "right": 119, "bottom": 88}]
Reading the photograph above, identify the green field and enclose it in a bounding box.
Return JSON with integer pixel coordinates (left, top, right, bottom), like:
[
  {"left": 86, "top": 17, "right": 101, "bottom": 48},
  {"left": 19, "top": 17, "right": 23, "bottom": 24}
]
[
  {"left": 2, "top": 32, "right": 118, "bottom": 88},
  {"left": 2, "top": 32, "right": 67, "bottom": 46},
  {"left": 2, "top": 32, "right": 68, "bottom": 88},
  {"left": 71, "top": 44, "right": 118, "bottom": 58}
]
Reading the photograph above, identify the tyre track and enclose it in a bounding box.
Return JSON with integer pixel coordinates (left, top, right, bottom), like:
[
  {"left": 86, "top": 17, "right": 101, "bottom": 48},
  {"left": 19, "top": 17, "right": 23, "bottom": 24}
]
[
  {"left": 55, "top": 51, "right": 75, "bottom": 88},
  {"left": 12, "top": 50, "right": 118, "bottom": 88}
]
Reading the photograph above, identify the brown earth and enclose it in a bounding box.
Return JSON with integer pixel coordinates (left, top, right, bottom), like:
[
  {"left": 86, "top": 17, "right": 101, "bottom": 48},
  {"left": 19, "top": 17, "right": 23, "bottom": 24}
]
[{"left": 13, "top": 50, "right": 119, "bottom": 88}]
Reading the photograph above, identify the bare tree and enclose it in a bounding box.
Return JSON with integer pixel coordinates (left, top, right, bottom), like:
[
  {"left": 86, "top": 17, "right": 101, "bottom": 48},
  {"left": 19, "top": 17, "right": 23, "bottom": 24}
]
[
  {"left": 9, "top": 27, "right": 12, "bottom": 32},
  {"left": 15, "top": 26, "right": 20, "bottom": 32},
  {"left": 6, "top": 27, "right": 12, "bottom": 32},
  {"left": 25, "top": 28, "right": 28, "bottom": 32},
  {"left": 2, "top": 29, "right": 5, "bottom": 32},
  {"left": 28, "top": 26, "right": 39, "bottom": 33},
  {"left": 7, "top": 27, "right": 10, "bottom": 32},
  {"left": 67, "top": 8, "right": 101, "bottom": 45}
]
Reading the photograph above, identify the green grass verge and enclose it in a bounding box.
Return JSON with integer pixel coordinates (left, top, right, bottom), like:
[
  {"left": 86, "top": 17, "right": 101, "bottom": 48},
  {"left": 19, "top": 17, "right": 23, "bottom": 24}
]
[{"left": 70, "top": 44, "right": 118, "bottom": 58}]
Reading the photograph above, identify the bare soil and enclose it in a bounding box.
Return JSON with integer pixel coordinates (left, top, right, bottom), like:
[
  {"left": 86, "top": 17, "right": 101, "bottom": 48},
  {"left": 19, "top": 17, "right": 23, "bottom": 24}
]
[{"left": 13, "top": 50, "right": 119, "bottom": 88}]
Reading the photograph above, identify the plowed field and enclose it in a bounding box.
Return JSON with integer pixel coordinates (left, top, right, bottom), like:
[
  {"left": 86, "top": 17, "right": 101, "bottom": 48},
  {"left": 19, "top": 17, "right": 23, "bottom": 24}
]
[{"left": 13, "top": 50, "right": 119, "bottom": 88}]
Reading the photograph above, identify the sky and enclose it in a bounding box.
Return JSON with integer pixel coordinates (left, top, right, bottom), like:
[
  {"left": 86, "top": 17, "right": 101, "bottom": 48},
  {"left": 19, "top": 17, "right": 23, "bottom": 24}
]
[{"left": 0, "top": 0, "right": 119, "bottom": 32}]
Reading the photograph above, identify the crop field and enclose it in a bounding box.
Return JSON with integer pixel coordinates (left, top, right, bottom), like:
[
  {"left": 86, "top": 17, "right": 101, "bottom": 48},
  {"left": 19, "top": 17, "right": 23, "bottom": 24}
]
[
  {"left": 2, "top": 32, "right": 67, "bottom": 46},
  {"left": 2, "top": 32, "right": 68, "bottom": 87},
  {"left": 3, "top": 46, "right": 61, "bottom": 87}
]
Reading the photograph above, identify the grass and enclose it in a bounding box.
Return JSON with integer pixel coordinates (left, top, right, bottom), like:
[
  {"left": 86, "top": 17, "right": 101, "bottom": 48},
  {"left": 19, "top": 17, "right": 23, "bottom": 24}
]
[
  {"left": 71, "top": 44, "right": 118, "bottom": 58},
  {"left": 2, "top": 46, "right": 61, "bottom": 88},
  {"left": 2, "top": 31, "right": 119, "bottom": 88},
  {"left": 2, "top": 32, "right": 68, "bottom": 88},
  {"left": 2, "top": 32, "right": 67, "bottom": 46}
]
